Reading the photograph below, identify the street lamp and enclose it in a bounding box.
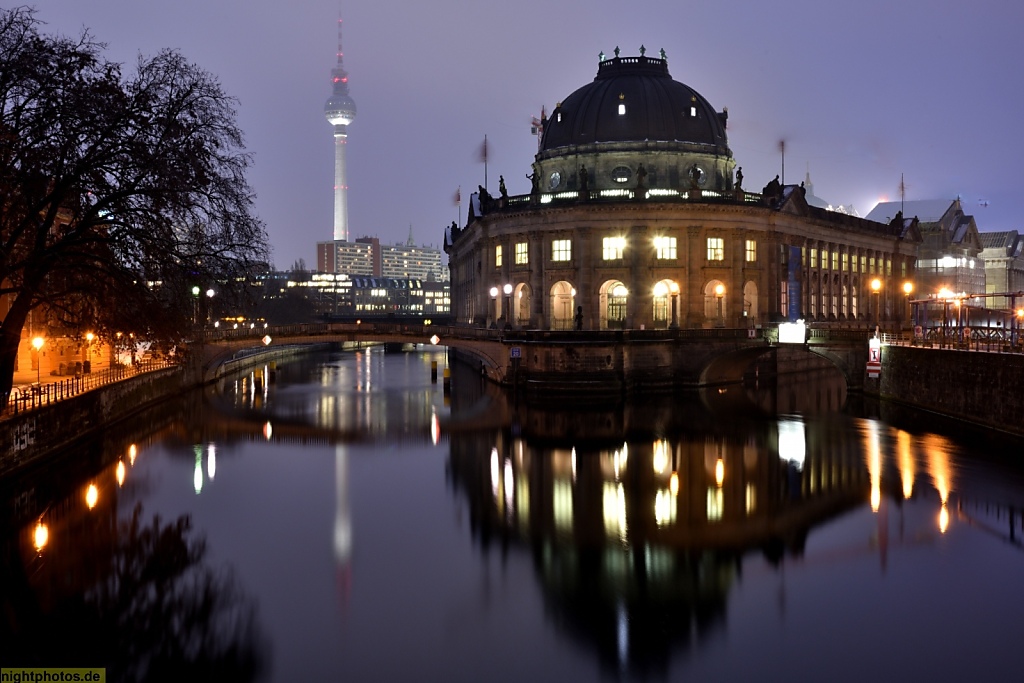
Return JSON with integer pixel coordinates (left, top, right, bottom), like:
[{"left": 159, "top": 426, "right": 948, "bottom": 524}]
[
  {"left": 31, "top": 336, "right": 44, "bottom": 384},
  {"left": 714, "top": 283, "right": 725, "bottom": 327},
  {"left": 503, "top": 283, "right": 513, "bottom": 330},
  {"left": 670, "top": 281, "right": 680, "bottom": 329},
  {"left": 85, "top": 332, "right": 94, "bottom": 373},
  {"left": 870, "top": 278, "right": 882, "bottom": 332},
  {"left": 902, "top": 281, "right": 913, "bottom": 330},
  {"left": 205, "top": 288, "right": 215, "bottom": 325},
  {"left": 191, "top": 285, "right": 200, "bottom": 325},
  {"left": 489, "top": 286, "right": 499, "bottom": 328}
]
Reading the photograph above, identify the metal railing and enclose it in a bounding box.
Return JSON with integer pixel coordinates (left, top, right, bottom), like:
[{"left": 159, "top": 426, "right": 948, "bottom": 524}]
[{"left": 3, "top": 357, "right": 176, "bottom": 416}]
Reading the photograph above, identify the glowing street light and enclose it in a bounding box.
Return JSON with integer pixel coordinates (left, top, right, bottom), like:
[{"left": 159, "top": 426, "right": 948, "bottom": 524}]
[
  {"left": 503, "top": 283, "right": 513, "bottom": 329},
  {"left": 669, "top": 281, "right": 680, "bottom": 329},
  {"left": 31, "top": 336, "right": 44, "bottom": 383},
  {"left": 714, "top": 283, "right": 725, "bottom": 326},
  {"left": 902, "top": 282, "right": 913, "bottom": 328},
  {"left": 871, "top": 278, "right": 882, "bottom": 330}
]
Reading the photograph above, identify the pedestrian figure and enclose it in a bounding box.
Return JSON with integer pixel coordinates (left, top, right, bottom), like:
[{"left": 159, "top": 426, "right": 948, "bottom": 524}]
[{"left": 574, "top": 305, "right": 583, "bottom": 331}]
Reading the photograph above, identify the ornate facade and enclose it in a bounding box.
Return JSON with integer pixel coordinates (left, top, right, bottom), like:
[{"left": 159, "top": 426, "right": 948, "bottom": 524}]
[{"left": 446, "top": 51, "right": 922, "bottom": 330}]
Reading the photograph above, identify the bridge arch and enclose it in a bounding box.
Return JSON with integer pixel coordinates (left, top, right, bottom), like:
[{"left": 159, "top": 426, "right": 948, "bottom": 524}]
[{"left": 698, "top": 344, "right": 860, "bottom": 390}]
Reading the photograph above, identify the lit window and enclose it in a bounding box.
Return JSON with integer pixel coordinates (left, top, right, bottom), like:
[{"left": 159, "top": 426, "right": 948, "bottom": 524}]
[
  {"left": 842, "top": 253, "right": 848, "bottom": 271},
  {"left": 832, "top": 251, "right": 839, "bottom": 271},
  {"left": 706, "top": 237, "right": 724, "bottom": 261},
  {"left": 745, "top": 239, "right": 757, "bottom": 262},
  {"left": 552, "top": 239, "right": 572, "bottom": 262},
  {"left": 495, "top": 245, "right": 502, "bottom": 267},
  {"left": 515, "top": 242, "right": 528, "bottom": 265},
  {"left": 603, "top": 236, "right": 625, "bottom": 260},
  {"left": 811, "top": 248, "right": 818, "bottom": 268},
  {"left": 821, "top": 249, "right": 829, "bottom": 270},
  {"left": 655, "top": 236, "right": 677, "bottom": 260},
  {"left": 690, "top": 106, "right": 697, "bottom": 117},
  {"left": 618, "top": 103, "right": 626, "bottom": 115},
  {"left": 780, "top": 280, "right": 788, "bottom": 311}
]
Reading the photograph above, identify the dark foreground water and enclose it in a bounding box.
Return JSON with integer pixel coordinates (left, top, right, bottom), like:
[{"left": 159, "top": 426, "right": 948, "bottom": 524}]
[{"left": 4, "top": 346, "right": 1024, "bottom": 682}]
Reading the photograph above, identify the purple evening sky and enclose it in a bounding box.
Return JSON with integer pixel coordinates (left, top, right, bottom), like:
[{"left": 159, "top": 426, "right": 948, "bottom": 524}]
[{"left": 40, "top": 0, "right": 1024, "bottom": 269}]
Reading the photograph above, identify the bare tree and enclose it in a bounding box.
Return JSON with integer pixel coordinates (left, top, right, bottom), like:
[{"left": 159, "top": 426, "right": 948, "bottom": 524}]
[{"left": 0, "top": 7, "right": 268, "bottom": 401}]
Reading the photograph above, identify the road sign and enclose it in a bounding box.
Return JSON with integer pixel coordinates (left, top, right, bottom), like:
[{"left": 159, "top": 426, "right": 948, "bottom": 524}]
[{"left": 510, "top": 346, "right": 521, "bottom": 359}]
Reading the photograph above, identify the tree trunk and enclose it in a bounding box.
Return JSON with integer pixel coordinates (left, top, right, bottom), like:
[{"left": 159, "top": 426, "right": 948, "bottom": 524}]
[{"left": 0, "top": 293, "right": 33, "bottom": 408}]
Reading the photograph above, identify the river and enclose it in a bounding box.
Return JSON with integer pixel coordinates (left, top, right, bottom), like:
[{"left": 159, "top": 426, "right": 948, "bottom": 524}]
[{"left": 3, "top": 345, "right": 1024, "bottom": 682}]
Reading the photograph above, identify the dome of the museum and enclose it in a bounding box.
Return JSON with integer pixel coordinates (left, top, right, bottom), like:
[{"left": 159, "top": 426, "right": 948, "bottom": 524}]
[{"left": 541, "top": 52, "right": 729, "bottom": 153}]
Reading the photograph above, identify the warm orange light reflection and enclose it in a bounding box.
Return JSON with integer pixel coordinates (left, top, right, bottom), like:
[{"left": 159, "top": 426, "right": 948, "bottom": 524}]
[
  {"left": 897, "top": 430, "right": 914, "bottom": 499},
  {"left": 34, "top": 522, "right": 48, "bottom": 551},
  {"left": 715, "top": 458, "right": 724, "bottom": 487},
  {"left": 669, "top": 472, "right": 679, "bottom": 496},
  {"left": 116, "top": 460, "right": 126, "bottom": 487},
  {"left": 924, "top": 434, "right": 952, "bottom": 505},
  {"left": 864, "top": 420, "right": 882, "bottom": 512},
  {"left": 129, "top": 444, "right": 137, "bottom": 466},
  {"left": 263, "top": 421, "right": 273, "bottom": 440},
  {"left": 85, "top": 484, "right": 98, "bottom": 509},
  {"left": 939, "top": 504, "right": 950, "bottom": 534}
]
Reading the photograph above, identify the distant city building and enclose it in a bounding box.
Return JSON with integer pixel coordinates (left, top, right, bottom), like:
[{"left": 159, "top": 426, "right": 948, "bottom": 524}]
[
  {"left": 978, "top": 231, "right": 1024, "bottom": 309},
  {"left": 280, "top": 271, "right": 450, "bottom": 321},
  {"left": 317, "top": 234, "right": 445, "bottom": 282},
  {"left": 866, "top": 199, "right": 985, "bottom": 299}
]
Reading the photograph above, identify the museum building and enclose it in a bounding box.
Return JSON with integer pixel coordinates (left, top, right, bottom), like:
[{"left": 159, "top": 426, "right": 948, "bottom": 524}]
[{"left": 445, "top": 50, "right": 922, "bottom": 330}]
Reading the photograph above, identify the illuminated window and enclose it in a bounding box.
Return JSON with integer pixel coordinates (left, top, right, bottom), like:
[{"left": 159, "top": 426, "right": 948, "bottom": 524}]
[
  {"left": 780, "top": 280, "right": 788, "bottom": 312},
  {"left": 618, "top": 103, "right": 626, "bottom": 115},
  {"left": 552, "top": 239, "right": 572, "bottom": 262},
  {"left": 842, "top": 253, "right": 849, "bottom": 271},
  {"left": 821, "top": 249, "right": 829, "bottom": 270},
  {"left": 655, "top": 236, "right": 677, "bottom": 259},
  {"left": 860, "top": 255, "right": 867, "bottom": 272},
  {"left": 690, "top": 106, "right": 697, "bottom": 117},
  {"left": 870, "top": 256, "right": 876, "bottom": 272},
  {"left": 495, "top": 245, "right": 503, "bottom": 267},
  {"left": 706, "top": 237, "right": 724, "bottom": 261},
  {"left": 603, "top": 236, "right": 625, "bottom": 260},
  {"left": 887, "top": 258, "right": 892, "bottom": 276},
  {"left": 811, "top": 248, "right": 818, "bottom": 268},
  {"left": 515, "top": 242, "right": 528, "bottom": 265},
  {"left": 745, "top": 239, "right": 757, "bottom": 262},
  {"left": 832, "top": 252, "right": 839, "bottom": 271}
]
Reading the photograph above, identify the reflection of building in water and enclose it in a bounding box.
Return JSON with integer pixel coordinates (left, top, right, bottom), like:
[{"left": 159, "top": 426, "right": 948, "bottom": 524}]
[{"left": 447, "top": 405, "right": 867, "bottom": 674}]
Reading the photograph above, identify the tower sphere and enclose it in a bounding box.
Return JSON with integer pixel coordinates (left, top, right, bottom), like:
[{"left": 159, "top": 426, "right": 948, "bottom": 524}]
[{"left": 325, "top": 93, "right": 357, "bottom": 127}]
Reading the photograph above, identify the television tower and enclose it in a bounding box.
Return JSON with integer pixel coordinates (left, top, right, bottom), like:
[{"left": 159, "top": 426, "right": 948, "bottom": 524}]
[{"left": 324, "top": 17, "right": 356, "bottom": 242}]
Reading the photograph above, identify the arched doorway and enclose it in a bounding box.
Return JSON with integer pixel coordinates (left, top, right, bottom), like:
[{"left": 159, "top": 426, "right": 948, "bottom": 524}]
[
  {"left": 514, "top": 283, "right": 532, "bottom": 327},
  {"left": 653, "top": 279, "right": 679, "bottom": 329},
  {"left": 599, "top": 280, "right": 628, "bottom": 329},
  {"left": 743, "top": 281, "right": 758, "bottom": 323},
  {"left": 550, "top": 281, "right": 575, "bottom": 330},
  {"left": 704, "top": 280, "right": 726, "bottom": 327}
]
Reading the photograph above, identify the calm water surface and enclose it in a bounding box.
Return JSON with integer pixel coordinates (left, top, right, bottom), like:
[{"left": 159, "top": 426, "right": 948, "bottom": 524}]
[{"left": 4, "top": 346, "right": 1024, "bottom": 682}]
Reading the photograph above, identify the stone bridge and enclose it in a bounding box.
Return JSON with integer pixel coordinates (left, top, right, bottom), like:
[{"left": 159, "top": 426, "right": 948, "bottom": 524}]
[{"left": 203, "top": 323, "right": 873, "bottom": 397}]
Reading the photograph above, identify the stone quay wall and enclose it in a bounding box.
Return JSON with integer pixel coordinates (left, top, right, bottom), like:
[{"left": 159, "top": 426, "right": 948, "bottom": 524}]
[
  {"left": 1, "top": 365, "right": 186, "bottom": 477},
  {"left": 869, "top": 345, "right": 1024, "bottom": 436}
]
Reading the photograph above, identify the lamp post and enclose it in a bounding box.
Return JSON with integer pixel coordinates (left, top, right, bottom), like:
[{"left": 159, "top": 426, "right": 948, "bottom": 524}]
[
  {"left": 902, "top": 282, "right": 913, "bottom": 330},
  {"left": 85, "top": 332, "right": 94, "bottom": 373},
  {"left": 870, "top": 278, "right": 882, "bottom": 333},
  {"left": 714, "top": 283, "right": 725, "bottom": 327},
  {"left": 205, "top": 288, "right": 215, "bottom": 325},
  {"left": 670, "top": 282, "right": 680, "bottom": 329},
  {"left": 489, "top": 286, "right": 498, "bottom": 328},
  {"left": 191, "top": 285, "right": 200, "bottom": 325},
  {"left": 503, "top": 283, "right": 513, "bottom": 330},
  {"left": 31, "top": 336, "right": 44, "bottom": 384}
]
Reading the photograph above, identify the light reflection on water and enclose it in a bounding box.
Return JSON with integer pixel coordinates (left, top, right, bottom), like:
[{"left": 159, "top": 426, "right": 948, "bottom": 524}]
[{"left": 3, "top": 347, "right": 1024, "bottom": 681}]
